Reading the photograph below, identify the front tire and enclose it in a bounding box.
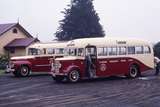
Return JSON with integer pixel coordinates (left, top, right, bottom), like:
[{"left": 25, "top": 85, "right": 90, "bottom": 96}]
[
  {"left": 68, "top": 70, "right": 80, "bottom": 83},
  {"left": 128, "top": 65, "right": 139, "bottom": 78},
  {"left": 19, "top": 66, "right": 30, "bottom": 77}
]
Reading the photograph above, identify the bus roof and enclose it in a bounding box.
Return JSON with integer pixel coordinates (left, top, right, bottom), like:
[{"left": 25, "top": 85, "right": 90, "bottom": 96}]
[
  {"left": 28, "top": 42, "right": 67, "bottom": 49},
  {"left": 67, "top": 37, "right": 151, "bottom": 48}
]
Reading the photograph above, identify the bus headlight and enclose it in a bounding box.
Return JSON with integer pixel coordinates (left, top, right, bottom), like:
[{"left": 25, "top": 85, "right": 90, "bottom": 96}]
[{"left": 54, "top": 61, "right": 62, "bottom": 71}]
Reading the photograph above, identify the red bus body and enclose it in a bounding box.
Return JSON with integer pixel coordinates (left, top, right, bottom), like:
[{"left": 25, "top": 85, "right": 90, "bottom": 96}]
[
  {"left": 8, "top": 42, "right": 66, "bottom": 77},
  {"left": 10, "top": 55, "right": 62, "bottom": 73},
  {"left": 51, "top": 38, "right": 154, "bottom": 82}
]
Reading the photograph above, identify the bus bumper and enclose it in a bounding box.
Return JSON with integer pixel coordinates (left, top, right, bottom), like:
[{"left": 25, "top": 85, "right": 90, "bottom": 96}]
[
  {"left": 50, "top": 72, "right": 68, "bottom": 77},
  {"left": 5, "top": 67, "right": 15, "bottom": 73}
]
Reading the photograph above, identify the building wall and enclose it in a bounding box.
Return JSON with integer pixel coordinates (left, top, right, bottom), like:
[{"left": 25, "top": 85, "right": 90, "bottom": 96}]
[
  {"left": 10, "top": 48, "right": 26, "bottom": 57},
  {"left": 0, "top": 27, "right": 28, "bottom": 55},
  {"left": 9, "top": 42, "right": 38, "bottom": 57}
]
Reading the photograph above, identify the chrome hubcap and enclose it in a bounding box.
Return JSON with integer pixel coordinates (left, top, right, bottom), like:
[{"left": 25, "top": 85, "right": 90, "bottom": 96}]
[
  {"left": 70, "top": 71, "right": 79, "bottom": 82},
  {"left": 72, "top": 72, "right": 77, "bottom": 79},
  {"left": 130, "top": 68, "right": 137, "bottom": 77},
  {"left": 21, "top": 67, "right": 28, "bottom": 76}
]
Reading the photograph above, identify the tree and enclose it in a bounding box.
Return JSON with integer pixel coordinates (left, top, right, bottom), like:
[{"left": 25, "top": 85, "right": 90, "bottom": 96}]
[
  {"left": 55, "top": 0, "right": 105, "bottom": 41},
  {"left": 154, "top": 42, "right": 160, "bottom": 58}
]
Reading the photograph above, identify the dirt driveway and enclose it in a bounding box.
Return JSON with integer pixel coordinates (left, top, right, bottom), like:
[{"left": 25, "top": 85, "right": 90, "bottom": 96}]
[{"left": 0, "top": 70, "right": 160, "bottom": 107}]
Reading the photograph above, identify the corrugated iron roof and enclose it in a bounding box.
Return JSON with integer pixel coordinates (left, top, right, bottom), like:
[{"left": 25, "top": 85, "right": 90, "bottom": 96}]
[
  {"left": 0, "top": 23, "right": 34, "bottom": 38},
  {"left": 0, "top": 23, "right": 17, "bottom": 36},
  {"left": 4, "top": 38, "right": 39, "bottom": 49}
]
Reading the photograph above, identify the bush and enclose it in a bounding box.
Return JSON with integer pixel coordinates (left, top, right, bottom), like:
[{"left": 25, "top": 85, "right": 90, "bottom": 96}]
[{"left": 0, "top": 54, "right": 9, "bottom": 69}]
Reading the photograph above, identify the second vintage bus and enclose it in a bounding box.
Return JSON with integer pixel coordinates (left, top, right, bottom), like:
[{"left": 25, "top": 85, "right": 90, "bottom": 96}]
[{"left": 8, "top": 42, "right": 66, "bottom": 77}]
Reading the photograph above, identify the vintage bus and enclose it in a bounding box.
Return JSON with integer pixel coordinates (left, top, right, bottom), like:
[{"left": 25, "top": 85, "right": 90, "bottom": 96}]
[
  {"left": 50, "top": 37, "right": 154, "bottom": 82},
  {"left": 9, "top": 42, "right": 66, "bottom": 77}
]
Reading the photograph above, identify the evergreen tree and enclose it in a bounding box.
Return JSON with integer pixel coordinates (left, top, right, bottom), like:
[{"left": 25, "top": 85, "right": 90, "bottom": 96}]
[
  {"left": 154, "top": 42, "right": 160, "bottom": 58},
  {"left": 55, "top": 0, "right": 105, "bottom": 41}
]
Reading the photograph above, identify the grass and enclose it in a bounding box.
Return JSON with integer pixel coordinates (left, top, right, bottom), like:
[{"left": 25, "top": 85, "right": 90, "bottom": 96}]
[{"left": 0, "top": 69, "right": 4, "bottom": 75}]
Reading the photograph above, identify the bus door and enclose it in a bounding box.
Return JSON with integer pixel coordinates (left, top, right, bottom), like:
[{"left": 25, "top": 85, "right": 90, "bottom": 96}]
[{"left": 85, "top": 45, "right": 97, "bottom": 78}]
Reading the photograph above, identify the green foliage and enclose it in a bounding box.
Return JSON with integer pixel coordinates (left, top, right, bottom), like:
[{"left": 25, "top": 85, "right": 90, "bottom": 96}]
[
  {"left": 154, "top": 42, "right": 160, "bottom": 58},
  {"left": 55, "top": 0, "right": 105, "bottom": 41},
  {"left": 0, "top": 70, "right": 4, "bottom": 75},
  {"left": 0, "top": 54, "right": 9, "bottom": 69}
]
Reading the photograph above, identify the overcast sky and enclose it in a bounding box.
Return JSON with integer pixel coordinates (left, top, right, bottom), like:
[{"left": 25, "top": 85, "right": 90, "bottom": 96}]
[{"left": 0, "top": 0, "right": 160, "bottom": 43}]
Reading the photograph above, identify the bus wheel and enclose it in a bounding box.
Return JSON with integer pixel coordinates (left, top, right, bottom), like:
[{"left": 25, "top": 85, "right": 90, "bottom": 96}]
[
  {"left": 19, "top": 66, "right": 30, "bottom": 77},
  {"left": 128, "top": 65, "right": 139, "bottom": 78},
  {"left": 68, "top": 70, "right": 80, "bottom": 83}
]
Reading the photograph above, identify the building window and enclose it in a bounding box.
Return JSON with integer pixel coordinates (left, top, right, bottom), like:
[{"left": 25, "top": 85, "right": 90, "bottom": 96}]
[{"left": 13, "top": 28, "right": 18, "bottom": 34}]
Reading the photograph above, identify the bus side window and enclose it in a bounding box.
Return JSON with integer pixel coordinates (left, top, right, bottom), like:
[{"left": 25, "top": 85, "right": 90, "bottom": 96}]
[
  {"left": 68, "top": 48, "right": 76, "bottom": 56},
  {"left": 109, "top": 47, "right": 117, "bottom": 56},
  {"left": 112, "top": 47, "right": 117, "bottom": 55},
  {"left": 135, "top": 46, "right": 143, "bottom": 54},
  {"left": 55, "top": 48, "right": 64, "bottom": 54},
  {"left": 28, "top": 48, "right": 38, "bottom": 55},
  {"left": 108, "top": 47, "right": 111, "bottom": 55},
  {"left": 59, "top": 48, "right": 64, "bottom": 54},
  {"left": 144, "top": 46, "right": 151, "bottom": 54},
  {"left": 47, "top": 48, "right": 55, "bottom": 54},
  {"left": 98, "top": 47, "right": 104, "bottom": 56},
  {"left": 128, "top": 46, "right": 135, "bottom": 54},
  {"left": 119, "top": 47, "right": 127, "bottom": 55},
  {"left": 78, "top": 48, "right": 84, "bottom": 56}
]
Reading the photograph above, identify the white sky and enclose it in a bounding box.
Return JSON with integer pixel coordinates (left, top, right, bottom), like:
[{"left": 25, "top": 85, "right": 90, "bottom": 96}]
[{"left": 0, "top": 0, "right": 160, "bottom": 43}]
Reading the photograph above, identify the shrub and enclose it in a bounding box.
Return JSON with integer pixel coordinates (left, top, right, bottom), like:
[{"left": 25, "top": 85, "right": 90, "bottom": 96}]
[{"left": 0, "top": 54, "right": 9, "bottom": 69}]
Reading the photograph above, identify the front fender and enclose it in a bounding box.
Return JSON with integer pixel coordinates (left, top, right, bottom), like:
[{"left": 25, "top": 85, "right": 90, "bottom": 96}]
[
  {"left": 12, "top": 61, "right": 32, "bottom": 70},
  {"left": 65, "top": 65, "right": 80, "bottom": 74}
]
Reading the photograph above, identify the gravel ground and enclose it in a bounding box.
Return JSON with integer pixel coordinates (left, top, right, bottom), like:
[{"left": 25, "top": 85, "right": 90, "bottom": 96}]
[{"left": 0, "top": 70, "right": 160, "bottom": 107}]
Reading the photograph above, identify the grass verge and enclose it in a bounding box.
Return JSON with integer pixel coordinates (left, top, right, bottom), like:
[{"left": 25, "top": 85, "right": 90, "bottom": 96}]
[{"left": 0, "top": 69, "right": 4, "bottom": 75}]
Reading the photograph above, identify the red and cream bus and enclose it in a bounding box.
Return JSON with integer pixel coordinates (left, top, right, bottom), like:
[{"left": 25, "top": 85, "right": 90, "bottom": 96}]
[
  {"left": 9, "top": 42, "right": 66, "bottom": 77},
  {"left": 51, "top": 37, "right": 154, "bottom": 82}
]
